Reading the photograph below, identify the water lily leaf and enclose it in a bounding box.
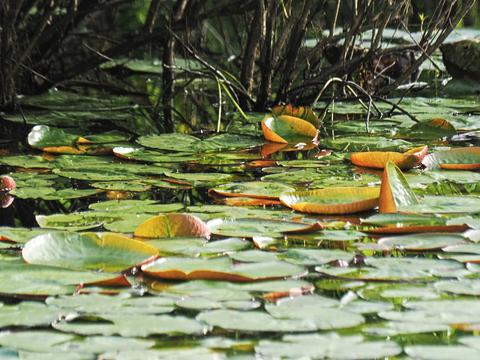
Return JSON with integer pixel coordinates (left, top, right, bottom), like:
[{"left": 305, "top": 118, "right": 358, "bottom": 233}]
[
  {"left": 27, "top": 125, "right": 79, "bottom": 150},
  {"left": 0, "top": 155, "right": 54, "bottom": 169},
  {"left": 22, "top": 232, "right": 159, "bottom": 272},
  {"left": 164, "top": 171, "right": 234, "bottom": 185},
  {"left": 134, "top": 214, "right": 210, "bottom": 239},
  {"left": 210, "top": 181, "right": 295, "bottom": 199},
  {"left": 0, "top": 260, "right": 126, "bottom": 295},
  {"left": 434, "top": 279, "right": 480, "bottom": 295},
  {"left": 36, "top": 213, "right": 119, "bottom": 231},
  {"left": 265, "top": 296, "right": 364, "bottom": 329},
  {"left": 280, "top": 187, "right": 380, "bottom": 214},
  {"left": 362, "top": 213, "right": 471, "bottom": 234},
  {"left": 0, "top": 331, "right": 75, "bottom": 353},
  {"left": 322, "top": 136, "right": 412, "bottom": 152},
  {"left": 278, "top": 248, "right": 353, "bottom": 265},
  {"left": 53, "top": 314, "right": 207, "bottom": 337},
  {"left": 90, "top": 181, "right": 150, "bottom": 192},
  {"left": 313, "top": 230, "right": 367, "bottom": 242},
  {"left": 377, "top": 233, "right": 466, "bottom": 250},
  {"left": 350, "top": 145, "right": 428, "bottom": 169},
  {"left": 424, "top": 147, "right": 480, "bottom": 170},
  {"left": 142, "top": 257, "right": 305, "bottom": 281},
  {"left": 113, "top": 147, "right": 197, "bottom": 163},
  {"left": 0, "top": 227, "right": 55, "bottom": 243},
  {"left": 401, "top": 195, "right": 480, "bottom": 213},
  {"left": 100, "top": 348, "right": 219, "bottom": 360},
  {"left": 207, "top": 218, "right": 318, "bottom": 238},
  {"left": 271, "top": 104, "right": 320, "bottom": 127},
  {"left": 256, "top": 333, "right": 401, "bottom": 359},
  {"left": 197, "top": 309, "right": 317, "bottom": 332},
  {"left": 363, "top": 321, "right": 450, "bottom": 336},
  {"left": 193, "top": 133, "right": 263, "bottom": 152},
  {"left": 46, "top": 294, "right": 174, "bottom": 315},
  {"left": 409, "top": 118, "right": 457, "bottom": 139},
  {"left": 405, "top": 345, "right": 480, "bottom": 360},
  {"left": 53, "top": 168, "right": 136, "bottom": 181},
  {"left": 379, "top": 161, "right": 418, "bottom": 213},
  {"left": 222, "top": 197, "right": 282, "bottom": 206},
  {"left": 103, "top": 214, "right": 154, "bottom": 233},
  {"left": 137, "top": 133, "right": 200, "bottom": 152},
  {"left": 80, "top": 131, "right": 130, "bottom": 144},
  {"left": 89, "top": 200, "right": 184, "bottom": 213},
  {"left": 0, "top": 303, "right": 71, "bottom": 328},
  {"left": 149, "top": 237, "right": 250, "bottom": 257},
  {"left": 261, "top": 115, "right": 318, "bottom": 144}
]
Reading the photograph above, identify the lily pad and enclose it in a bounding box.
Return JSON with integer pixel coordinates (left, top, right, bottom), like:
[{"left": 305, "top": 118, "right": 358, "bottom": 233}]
[
  {"left": 134, "top": 214, "right": 210, "bottom": 239},
  {"left": 141, "top": 257, "right": 305, "bottom": 281},
  {"left": 210, "top": 181, "right": 295, "bottom": 199},
  {"left": 23, "top": 232, "right": 158, "bottom": 272},
  {"left": 280, "top": 187, "right": 380, "bottom": 214},
  {"left": 261, "top": 115, "right": 318, "bottom": 144}
]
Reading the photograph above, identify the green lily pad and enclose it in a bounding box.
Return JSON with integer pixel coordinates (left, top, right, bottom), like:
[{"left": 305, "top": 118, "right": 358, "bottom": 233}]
[
  {"left": 142, "top": 256, "right": 305, "bottom": 281},
  {"left": 207, "top": 218, "right": 317, "bottom": 238},
  {"left": 137, "top": 133, "right": 200, "bottom": 152},
  {"left": 256, "top": 333, "right": 402, "bottom": 359},
  {"left": 377, "top": 233, "right": 466, "bottom": 250},
  {"left": 22, "top": 232, "right": 158, "bottom": 272},
  {"left": 54, "top": 314, "right": 207, "bottom": 337},
  {"left": 211, "top": 181, "right": 295, "bottom": 199}
]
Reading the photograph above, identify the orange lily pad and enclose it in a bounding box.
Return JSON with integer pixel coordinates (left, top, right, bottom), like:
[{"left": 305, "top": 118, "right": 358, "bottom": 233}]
[
  {"left": 272, "top": 105, "right": 320, "bottom": 127},
  {"left": 280, "top": 187, "right": 380, "bottom": 214},
  {"left": 379, "top": 161, "right": 418, "bottom": 213},
  {"left": 134, "top": 213, "right": 210, "bottom": 239},
  {"left": 261, "top": 115, "right": 318, "bottom": 144},
  {"left": 350, "top": 146, "right": 428, "bottom": 170}
]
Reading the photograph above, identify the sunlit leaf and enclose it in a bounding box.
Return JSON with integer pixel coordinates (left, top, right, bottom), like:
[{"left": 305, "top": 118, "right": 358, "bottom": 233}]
[
  {"left": 134, "top": 214, "right": 210, "bottom": 239},
  {"left": 141, "top": 257, "right": 305, "bottom": 281},
  {"left": 261, "top": 115, "right": 318, "bottom": 144},
  {"left": 424, "top": 146, "right": 480, "bottom": 170},
  {"left": 379, "top": 161, "right": 418, "bottom": 213},
  {"left": 210, "top": 181, "right": 295, "bottom": 199},
  {"left": 271, "top": 104, "right": 320, "bottom": 127},
  {"left": 23, "top": 232, "right": 158, "bottom": 272},
  {"left": 280, "top": 187, "right": 380, "bottom": 214},
  {"left": 350, "top": 145, "right": 428, "bottom": 169}
]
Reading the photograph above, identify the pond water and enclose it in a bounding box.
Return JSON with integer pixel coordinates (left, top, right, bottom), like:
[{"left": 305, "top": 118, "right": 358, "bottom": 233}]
[{"left": 0, "top": 91, "right": 480, "bottom": 359}]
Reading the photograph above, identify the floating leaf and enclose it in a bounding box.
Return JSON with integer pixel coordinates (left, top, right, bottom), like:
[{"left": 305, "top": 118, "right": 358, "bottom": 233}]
[
  {"left": 424, "top": 147, "right": 480, "bottom": 170},
  {"left": 210, "top": 181, "right": 295, "bottom": 199},
  {"left": 378, "top": 233, "right": 466, "bottom": 250},
  {"left": 271, "top": 104, "right": 320, "bottom": 127},
  {"left": 350, "top": 145, "right": 428, "bottom": 169},
  {"left": 54, "top": 314, "right": 207, "bottom": 337},
  {"left": 22, "top": 232, "right": 158, "bottom": 272},
  {"left": 256, "top": 333, "right": 401, "bottom": 359},
  {"left": 261, "top": 115, "right": 318, "bottom": 144},
  {"left": 405, "top": 345, "right": 480, "bottom": 360},
  {"left": 409, "top": 118, "right": 457, "bottom": 139},
  {"left": 134, "top": 214, "right": 210, "bottom": 239},
  {"left": 27, "top": 125, "right": 79, "bottom": 150},
  {"left": 207, "top": 218, "right": 318, "bottom": 238},
  {"left": 280, "top": 187, "right": 380, "bottom": 214},
  {"left": 197, "top": 309, "right": 317, "bottom": 332},
  {"left": 141, "top": 257, "right": 305, "bottom": 282},
  {"left": 137, "top": 133, "right": 200, "bottom": 152},
  {"left": 379, "top": 161, "right": 418, "bottom": 213}
]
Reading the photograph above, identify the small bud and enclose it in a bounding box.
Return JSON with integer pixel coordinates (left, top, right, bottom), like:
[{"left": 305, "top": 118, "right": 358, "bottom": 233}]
[{"left": 0, "top": 175, "right": 16, "bottom": 192}]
